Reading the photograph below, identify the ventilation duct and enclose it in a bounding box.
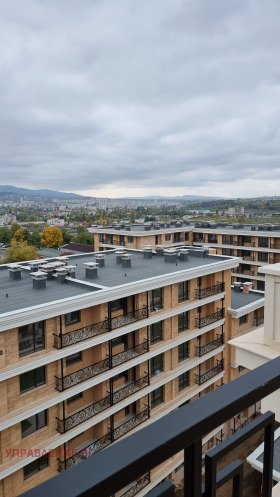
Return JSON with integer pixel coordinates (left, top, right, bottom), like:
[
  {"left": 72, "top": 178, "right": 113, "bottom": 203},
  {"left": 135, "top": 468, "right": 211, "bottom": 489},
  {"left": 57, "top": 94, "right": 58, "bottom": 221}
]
[
  {"left": 122, "top": 254, "right": 132, "bottom": 268},
  {"left": 84, "top": 262, "right": 99, "bottom": 279},
  {"left": 31, "top": 271, "right": 47, "bottom": 289},
  {"left": 95, "top": 254, "right": 105, "bottom": 267}
]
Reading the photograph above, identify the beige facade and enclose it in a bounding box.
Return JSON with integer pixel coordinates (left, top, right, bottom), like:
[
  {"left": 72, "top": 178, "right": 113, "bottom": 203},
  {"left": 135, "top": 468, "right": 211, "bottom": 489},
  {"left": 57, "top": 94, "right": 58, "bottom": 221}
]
[{"left": 0, "top": 248, "right": 241, "bottom": 496}]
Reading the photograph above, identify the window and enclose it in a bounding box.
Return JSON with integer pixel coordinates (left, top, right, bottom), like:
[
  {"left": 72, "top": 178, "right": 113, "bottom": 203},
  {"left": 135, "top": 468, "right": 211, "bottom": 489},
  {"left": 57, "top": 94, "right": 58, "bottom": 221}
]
[
  {"left": 67, "top": 393, "right": 83, "bottom": 404},
  {"left": 258, "top": 238, "right": 269, "bottom": 248},
  {"left": 222, "top": 248, "right": 233, "bottom": 256},
  {"left": 222, "top": 235, "right": 233, "bottom": 245},
  {"left": 165, "top": 234, "right": 171, "bottom": 241},
  {"left": 112, "top": 335, "right": 127, "bottom": 348},
  {"left": 150, "top": 322, "right": 163, "bottom": 344},
  {"left": 178, "top": 281, "right": 188, "bottom": 302},
  {"left": 24, "top": 455, "right": 48, "bottom": 480},
  {"left": 151, "top": 386, "right": 163, "bottom": 408},
  {"left": 66, "top": 352, "right": 82, "bottom": 366},
  {"left": 243, "top": 236, "right": 251, "bottom": 244},
  {"left": 18, "top": 321, "right": 44, "bottom": 357},
  {"left": 150, "top": 288, "right": 163, "bottom": 312},
  {"left": 127, "top": 236, "right": 134, "bottom": 243},
  {"left": 20, "top": 367, "right": 46, "bottom": 394},
  {"left": 110, "top": 298, "right": 126, "bottom": 313},
  {"left": 65, "top": 311, "right": 80, "bottom": 326},
  {"left": 178, "top": 312, "right": 189, "bottom": 332},
  {"left": 257, "top": 280, "right": 265, "bottom": 291},
  {"left": 99, "top": 234, "right": 104, "bottom": 243},
  {"left": 151, "top": 354, "right": 163, "bottom": 376},
  {"left": 239, "top": 315, "right": 248, "bottom": 326},
  {"left": 179, "top": 371, "right": 189, "bottom": 391},
  {"left": 178, "top": 342, "right": 189, "bottom": 362},
  {"left": 208, "top": 235, "right": 217, "bottom": 243},
  {"left": 21, "top": 410, "right": 47, "bottom": 438},
  {"left": 258, "top": 252, "right": 268, "bottom": 262},
  {"left": 184, "top": 232, "right": 189, "bottom": 242}
]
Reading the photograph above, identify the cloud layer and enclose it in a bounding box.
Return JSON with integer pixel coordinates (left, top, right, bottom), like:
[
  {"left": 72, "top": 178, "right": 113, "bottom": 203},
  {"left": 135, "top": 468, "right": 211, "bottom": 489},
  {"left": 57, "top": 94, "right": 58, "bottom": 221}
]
[{"left": 1, "top": 0, "right": 280, "bottom": 197}]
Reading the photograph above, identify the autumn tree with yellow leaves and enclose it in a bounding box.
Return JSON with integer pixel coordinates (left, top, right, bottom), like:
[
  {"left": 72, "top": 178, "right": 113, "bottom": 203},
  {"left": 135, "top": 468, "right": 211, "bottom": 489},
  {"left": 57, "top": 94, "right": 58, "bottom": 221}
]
[{"left": 41, "top": 226, "right": 63, "bottom": 248}]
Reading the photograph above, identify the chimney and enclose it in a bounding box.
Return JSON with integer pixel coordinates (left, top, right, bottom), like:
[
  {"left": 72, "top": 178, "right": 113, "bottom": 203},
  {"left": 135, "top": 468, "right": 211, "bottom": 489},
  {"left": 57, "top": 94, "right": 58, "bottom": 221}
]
[
  {"left": 116, "top": 250, "right": 126, "bottom": 264},
  {"left": 8, "top": 266, "right": 22, "bottom": 280},
  {"left": 156, "top": 246, "right": 164, "bottom": 257},
  {"left": 84, "top": 262, "right": 99, "bottom": 279},
  {"left": 233, "top": 282, "right": 242, "bottom": 292},
  {"left": 29, "top": 261, "right": 41, "bottom": 272},
  {"left": 31, "top": 271, "right": 47, "bottom": 290},
  {"left": 144, "top": 245, "right": 153, "bottom": 259},
  {"left": 122, "top": 254, "right": 132, "bottom": 268},
  {"left": 95, "top": 254, "right": 105, "bottom": 267},
  {"left": 243, "top": 282, "right": 253, "bottom": 293},
  {"left": 40, "top": 263, "right": 55, "bottom": 280},
  {"left": 179, "top": 248, "right": 189, "bottom": 261},
  {"left": 65, "top": 265, "right": 76, "bottom": 278},
  {"left": 144, "top": 224, "right": 152, "bottom": 231},
  {"left": 164, "top": 248, "right": 178, "bottom": 263},
  {"left": 55, "top": 267, "right": 69, "bottom": 284}
]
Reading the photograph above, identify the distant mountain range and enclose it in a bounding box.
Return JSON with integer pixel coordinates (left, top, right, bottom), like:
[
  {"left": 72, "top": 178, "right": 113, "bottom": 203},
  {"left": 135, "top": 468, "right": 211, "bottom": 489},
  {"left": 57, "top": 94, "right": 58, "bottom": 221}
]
[
  {"left": 120, "top": 195, "right": 224, "bottom": 201},
  {"left": 0, "top": 185, "right": 86, "bottom": 199}
]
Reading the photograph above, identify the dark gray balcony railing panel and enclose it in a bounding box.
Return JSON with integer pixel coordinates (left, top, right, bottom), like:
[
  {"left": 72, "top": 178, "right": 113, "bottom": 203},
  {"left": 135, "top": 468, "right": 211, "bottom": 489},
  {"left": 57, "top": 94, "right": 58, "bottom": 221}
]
[
  {"left": 195, "top": 335, "right": 223, "bottom": 357},
  {"left": 195, "top": 282, "right": 224, "bottom": 300},
  {"left": 56, "top": 375, "right": 150, "bottom": 433},
  {"left": 194, "top": 360, "right": 223, "bottom": 385},
  {"left": 117, "top": 472, "right": 151, "bottom": 497},
  {"left": 195, "top": 308, "right": 224, "bottom": 329},
  {"left": 55, "top": 341, "right": 149, "bottom": 391},
  {"left": 19, "top": 357, "right": 280, "bottom": 497},
  {"left": 53, "top": 307, "right": 149, "bottom": 348}
]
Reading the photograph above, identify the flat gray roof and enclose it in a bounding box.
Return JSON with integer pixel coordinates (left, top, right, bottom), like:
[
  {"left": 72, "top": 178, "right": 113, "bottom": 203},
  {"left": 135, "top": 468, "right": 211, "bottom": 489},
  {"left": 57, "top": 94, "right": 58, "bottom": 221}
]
[
  {"left": 230, "top": 289, "right": 264, "bottom": 310},
  {"left": 0, "top": 249, "right": 233, "bottom": 315},
  {"left": 257, "top": 436, "right": 280, "bottom": 473}
]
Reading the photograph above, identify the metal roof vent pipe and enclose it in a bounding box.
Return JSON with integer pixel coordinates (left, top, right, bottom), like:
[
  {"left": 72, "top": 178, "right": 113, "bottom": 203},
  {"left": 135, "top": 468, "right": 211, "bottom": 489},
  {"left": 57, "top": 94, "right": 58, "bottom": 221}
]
[
  {"left": 144, "top": 224, "right": 151, "bottom": 231},
  {"left": 164, "top": 249, "right": 177, "bottom": 263},
  {"left": 120, "top": 224, "right": 125, "bottom": 229},
  {"left": 9, "top": 267, "right": 22, "bottom": 280},
  {"left": 84, "top": 262, "right": 99, "bottom": 279},
  {"left": 95, "top": 254, "right": 105, "bottom": 267},
  {"left": 66, "top": 265, "right": 76, "bottom": 278},
  {"left": 156, "top": 247, "right": 164, "bottom": 257},
  {"left": 122, "top": 254, "right": 132, "bottom": 268},
  {"left": 179, "top": 249, "right": 189, "bottom": 262},
  {"left": 154, "top": 224, "right": 160, "bottom": 230},
  {"left": 125, "top": 226, "right": 131, "bottom": 231},
  {"left": 56, "top": 267, "right": 69, "bottom": 284},
  {"left": 116, "top": 250, "right": 126, "bottom": 264},
  {"left": 243, "top": 282, "right": 253, "bottom": 293},
  {"left": 233, "top": 282, "right": 242, "bottom": 292},
  {"left": 40, "top": 264, "right": 55, "bottom": 280},
  {"left": 166, "top": 223, "right": 170, "bottom": 228},
  {"left": 31, "top": 271, "right": 47, "bottom": 290},
  {"left": 144, "top": 245, "right": 153, "bottom": 259},
  {"left": 203, "top": 247, "right": 210, "bottom": 258},
  {"left": 29, "top": 261, "right": 41, "bottom": 272},
  {"left": 115, "top": 225, "right": 121, "bottom": 230}
]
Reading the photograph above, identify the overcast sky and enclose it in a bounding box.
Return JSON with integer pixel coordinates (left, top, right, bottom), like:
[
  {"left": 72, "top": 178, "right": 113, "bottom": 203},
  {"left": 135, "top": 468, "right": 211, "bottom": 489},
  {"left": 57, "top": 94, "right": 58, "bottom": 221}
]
[{"left": 1, "top": 0, "right": 280, "bottom": 198}]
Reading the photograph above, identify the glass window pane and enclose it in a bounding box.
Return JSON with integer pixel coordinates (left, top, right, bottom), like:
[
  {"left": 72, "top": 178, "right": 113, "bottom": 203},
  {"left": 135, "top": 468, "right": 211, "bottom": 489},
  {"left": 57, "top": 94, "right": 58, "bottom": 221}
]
[
  {"left": 24, "top": 459, "right": 39, "bottom": 479},
  {"left": 34, "top": 322, "right": 44, "bottom": 351},
  {"left": 19, "top": 324, "right": 34, "bottom": 357},
  {"left": 21, "top": 415, "right": 36, "bottom": 437},
  {"left": 35, "top": 367, "right": 46, "bottom": 386},
  {"left": 37, "top": 410, "right": 47, "bottom": 430},
  {"left": 20, "top": 370, "right": 35, "bottom": 393}
]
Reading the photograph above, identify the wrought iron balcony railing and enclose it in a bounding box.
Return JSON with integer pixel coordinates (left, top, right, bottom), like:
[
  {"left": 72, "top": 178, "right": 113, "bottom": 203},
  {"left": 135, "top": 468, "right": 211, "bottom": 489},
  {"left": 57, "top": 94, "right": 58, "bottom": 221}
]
[
  {"left": 56, "top": 375, "right": 150, "bottom": 433},
  {"left": 195, "top": 308, "right": 224, "bottom": 329},
  {"left": 58, "top": 408, "right": 150, "bottom": 472},
  {"left": 19, "top": 357, "right": 280, "bottom": 497},
  {"left": 195, "top": 282, "right": 224, "bottom": 300},
  {"left": 55, "top": 341, "right": 149, "bottom": 391},
  {"left": 53, "top": 307, "right": 149, "bottom": 348},
  {"left": 195, "top": 334, "right": 223, "bottom": 357},
  {"left": 194, "top": 360, "right": 224, "bottom": 385},
  {"left": 254, "top": 316, "right": 264, "bottom": 326},
  {"left": 116, "top": 472, "right": 151, "bottom": 497}
]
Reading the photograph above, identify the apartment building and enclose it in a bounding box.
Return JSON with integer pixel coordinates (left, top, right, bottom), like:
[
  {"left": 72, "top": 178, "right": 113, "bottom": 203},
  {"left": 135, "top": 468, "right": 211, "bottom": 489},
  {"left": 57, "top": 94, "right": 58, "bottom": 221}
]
[
  {"left": 89, "top": 221, "right": 280, "bottom": 291},
  {"left": 0, "top": 246, "right": 241, "bottom": 497}
]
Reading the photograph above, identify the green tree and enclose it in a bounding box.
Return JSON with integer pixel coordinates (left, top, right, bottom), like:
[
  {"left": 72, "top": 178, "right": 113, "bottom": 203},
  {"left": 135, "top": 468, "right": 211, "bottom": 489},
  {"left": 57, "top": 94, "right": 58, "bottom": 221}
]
[
  {"left": 76, "top": 226, "right": 94, "bottom": 245},
  {"left": 29, "top": 229, "right": 41, "bottom": 249},
  {"left": 61, "top": 228, "right": 73, "bottom": 245},
  {"left": 41, "top": 226, "right": 63, "bottom": 248},
  {"left": 0, "top": 227, "right": 12, "bottom": 243},
  {"left": 10, "top": 222, "right": 21, "bottom": 236},
  {"left": 3, "top": 240, "right": 38, "bottom": 263}
]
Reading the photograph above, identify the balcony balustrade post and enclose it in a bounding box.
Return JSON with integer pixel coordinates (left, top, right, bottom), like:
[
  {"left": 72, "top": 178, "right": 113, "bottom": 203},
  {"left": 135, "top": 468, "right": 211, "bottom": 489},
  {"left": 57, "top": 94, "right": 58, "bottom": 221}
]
[{"left": 184, "top": 440, "right": 202, "bottom": 497}]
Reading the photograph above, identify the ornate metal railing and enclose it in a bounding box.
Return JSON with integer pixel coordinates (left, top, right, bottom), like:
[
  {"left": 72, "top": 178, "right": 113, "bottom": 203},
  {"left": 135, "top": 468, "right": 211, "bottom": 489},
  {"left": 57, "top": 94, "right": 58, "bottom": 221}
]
[
  {"left": 195, "top": 308, "right": 224, "bottom": 329},
  {"left": 53, "top": 307, "right": 149, "bottom": 348},
  {"left": 56, "top": 375, "right": 150, "bottom": 433},
  {"left": 231, "top": 410, "right": 261, "bottom": 434},
  {"left": 58, "top": 408, "right": 150, "bottom": 472},
  {"left": 195, "top": 282, "right": 224, "bottom": 300},
  {"left": 117, "top": 472, "right": 151, "bottom": 497},
  {"left": 195, "top": 334, "right": 223, "bottom": 357},
  {"left": 254, "top": 316, "right": 264, "bottom": 326},
  {"left": 55, "top": 341, "right": 149, "bottom": 391},
  {"left": 20, "top": 357, "right": 280, "bottom": 497},
  {"left": 194, "top": 360, "right": 224, "bottom": 385}
]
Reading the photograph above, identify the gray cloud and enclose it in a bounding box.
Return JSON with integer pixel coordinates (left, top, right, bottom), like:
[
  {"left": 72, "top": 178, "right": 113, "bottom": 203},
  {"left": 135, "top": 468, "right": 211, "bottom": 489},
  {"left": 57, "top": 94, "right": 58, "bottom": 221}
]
[{"left": 1, "top": 0, "right": 280, "bottom": 196}]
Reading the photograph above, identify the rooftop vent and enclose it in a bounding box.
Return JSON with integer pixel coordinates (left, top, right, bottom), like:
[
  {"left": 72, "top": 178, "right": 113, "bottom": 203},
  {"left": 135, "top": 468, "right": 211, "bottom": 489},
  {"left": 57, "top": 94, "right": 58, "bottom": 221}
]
[
  {"left": 39, "top": 263, "right": 56, "bottom": 280},
  {"left": 115, "top": 225, "right": 121, "bottom": 230},
  {"left": 178, "top": 248, "right": 189, "bottom": 261},
  {"left": 144, "top": 245, "right": 153, "bottom": 259},
  {"left": 165, "top": 223, "right": 170, "bottom": 228},
  {"left": 29, "top": 261, "right": 42, "bottom": 272},
  {"left": 144, "top": 224, "right": 151, "bottom": 231},
  {"left": 154, "top": 224, "right": 160, "bottom": 230},
  {"left": 95, "top": 254, "right": 105, "bottom": 267},
  {"left": 55, "top": 267, "right": 69, "bottom": 284},
  {"left": 122, "top": 254, "right": 132, "bottom": 268},
  {"left": 243, "top": 282, "right": 253, "bottom": 293},
  {"left": 116, "top": 250, "right": 126, "bottom": 264},
  {"left": 8, "top": 266, "right": 22, "bottom": 280},
  {"left": 84, "top": 262, "right": 99, "bottom": 279},
  {"left": 164, "top": 248, "right": 178, "bottom": 263},
  {"left": 31, "top": 271, "right": 47, "bottom": 289},
  {"left": 156, "top": 246, "right": 164, "bottom": 257},
  {"left": 65, "top": 265, "right": 76, "bottom": 278},
  {"left": 233, "top": 282, "right": 242, "bottom": 292},
  {"left": 125, "top": 226, "right": 131, "bottom": 231}
]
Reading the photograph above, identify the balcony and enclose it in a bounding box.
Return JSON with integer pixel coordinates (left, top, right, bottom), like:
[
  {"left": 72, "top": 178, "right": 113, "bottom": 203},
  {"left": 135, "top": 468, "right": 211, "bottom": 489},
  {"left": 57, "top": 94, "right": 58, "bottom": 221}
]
[
  {"left": 194, "top": 359, "right": 224, "bottom": 385},
  {"left": 56, "top": 374, "right": 150, "bottom": 433},
  {"left": 195, "top": 334, "right": 223, "bottom": 357},
  {"left": 53, "top": 307, "right": 149, "bottom": 348},
  {"left": 58, "top": 408, "right": 150, "bottom": 472},
  {"left": 55, "top": 341, "right": 149, "bottom": 391},
  {"left": 115, "top": 472, "right": 151, "bottom": 497},
  {"left": 254, "top": 316, "right": 264, "bottom": 326},
  {"left": 19, "top": 357, "right": 280, "bottom": 497},
  {"left": 195, "top": 282, "right": 224, "bottom": 300},
  {"left": 195, "top": 308, "right": 224, "bottom": 329}
]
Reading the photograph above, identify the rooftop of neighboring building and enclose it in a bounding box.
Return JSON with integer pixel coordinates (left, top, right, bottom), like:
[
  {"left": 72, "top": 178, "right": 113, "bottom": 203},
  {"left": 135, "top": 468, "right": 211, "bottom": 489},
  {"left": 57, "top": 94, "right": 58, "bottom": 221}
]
[
  {"left": 230, "top": 285, "right": 265, "bottom": 311},
  {"left": 0, "top": 248, "right": 239, "bottom": 316}
]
